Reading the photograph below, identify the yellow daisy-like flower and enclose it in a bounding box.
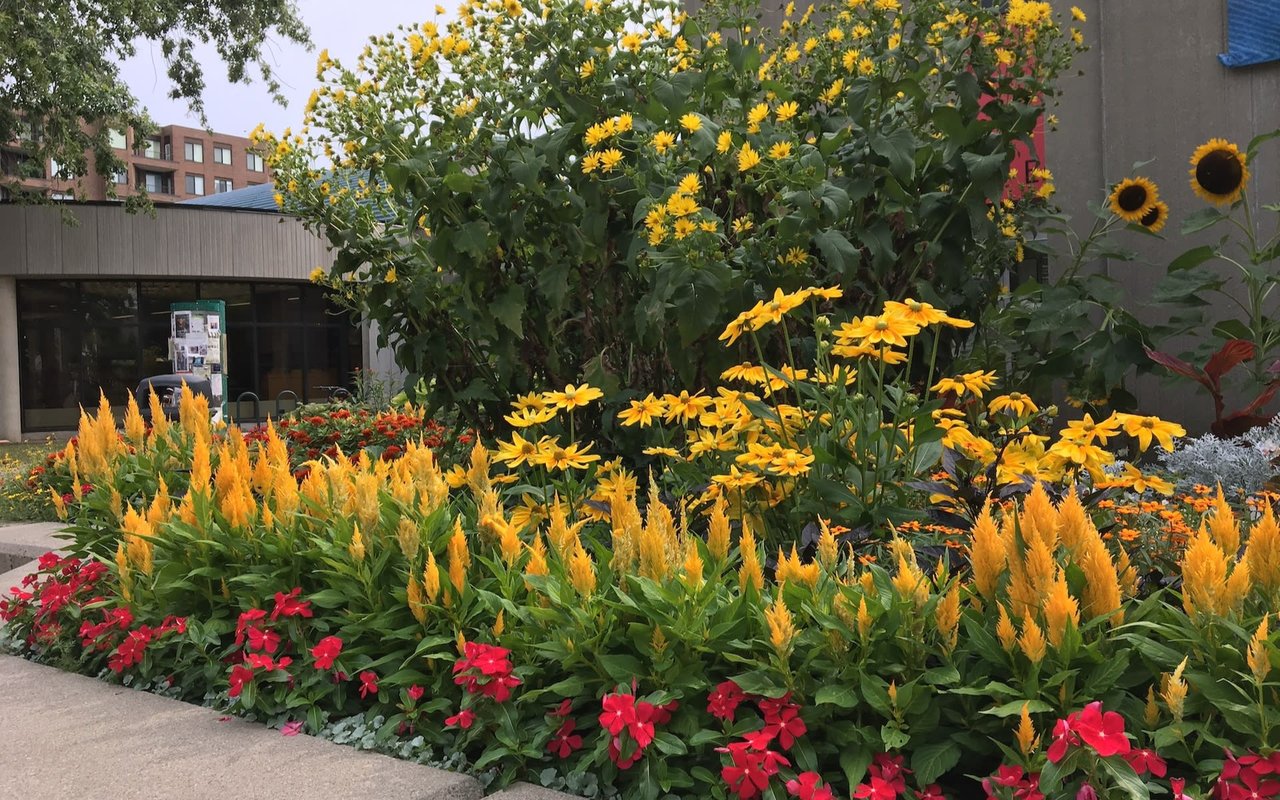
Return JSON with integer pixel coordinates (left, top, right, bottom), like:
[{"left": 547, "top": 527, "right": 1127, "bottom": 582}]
[
  {"left": 769, "top": 448, "right": 814, "bottom": 476},
  {"left": 1107, "top": 177, "right": 1159, "bottom": 223},
  {"left": 883, "top": 298, "right": 974, "bottom": 329},
  {"left": 598, "top": 148, "right": 624, "bottom": 172},
  {"left": 545, "top": 382, "right": 604, "bottom": 410},
  {"left": 931, "top": 369, "right": 998, "bottom": 398},
  {"left": 309, "top": 267, "right": 326, "bottom": 283},
  {"left": 711, "top": 465, "right": 763, "bottom": 489},
  {"left": 664, "top": 390, "right": 713, "bottom": 423},
  {"left": 673, "top": 219, "right": 697, "bottom": 239},
  {"left": 579, "top": 59, "right": 595, "bottom": 79},
  {"left": 512, "top": 392, "right": 548, "bottom": 412},
  {"left": 1119, "top": 462, "right": 1174, "bottom": 495},
  {"left": 716, "top": 130, "right": 733, "bottom": 153},
  {"left": 618, "top": 394, "right": 666, "bottom": 427},
  {"left": 620, "top": 32, "right": 644, "bottom": 52},
  {"left": 580, "top": 153, "right": 602, "bottom": 173},
  {"left": 988, "top": 392, "right": 1038, "bottom": 417},
  {"left": 1189, "top": 138, "right": 1249, "bottom": 205},
  {"left": 732, "top": 216, "right": 754, "bottom": 234},
  {"left": 746, "top": 288, "right": 807, "bottom": 329},
  {"left": 643, "top": 445, "right": 681, "bottom": 458},
  {"left": 768, "top": 141, "right": 794, "bottom": 160},
  {"left": 652, "top": 131, "right": 676, "bottom": 154},
  {"left": 820, "top": 79, "right": 845, "bottom": 105},
  {"left": 679, "top": 113, "right": 702, "bottom": 133},
  {"left": 738, "top": 142, "right": 762, "bottom": 172},
  {"left": 1071, "top": 6, "right": 1087, "bottom": 21},
  {"left": 839, "top": 313, "right": 921, "bottom": 348},
  {"left": 1059, "top": 412, "right": 1122, "bottom": 445},
  {"left": 1140, "top": 200, "right": 1170, "bottom": 233},
  {"left": 504, "top": 406, "right": 557, "bottom": 428},
  {"left": 775, "top": 101, "right": 799, "bottom": 122},
  {"left": 676, "top": 173, "right": 701, "bottom": 196},
  {"left": 495, "top": 432, "right": 542, "bottom": 467},
  {"left": 747, "top": 103, "right": 770, "bottom": 129},
  {"left": 536, "top": 440, "right": 600, "bottom": 471},
  {"left": 1115, "top": 413, "right": 1186, "bottom": 452}
]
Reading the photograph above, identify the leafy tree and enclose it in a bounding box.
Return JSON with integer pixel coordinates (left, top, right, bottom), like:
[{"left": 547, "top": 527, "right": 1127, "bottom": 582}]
[{"left": 0, "top": 0, "right": 310, "bottom": 201}]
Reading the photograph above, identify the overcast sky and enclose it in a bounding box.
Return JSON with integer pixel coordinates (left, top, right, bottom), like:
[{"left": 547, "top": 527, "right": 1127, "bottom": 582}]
[{"left": 118, "top": 1, "right": 454, "bottom": 138}]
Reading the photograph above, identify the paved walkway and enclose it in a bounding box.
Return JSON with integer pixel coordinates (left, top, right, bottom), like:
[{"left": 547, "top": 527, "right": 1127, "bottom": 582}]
[{"left": 0, "top": 524, "right": 578, "bottom": 800}]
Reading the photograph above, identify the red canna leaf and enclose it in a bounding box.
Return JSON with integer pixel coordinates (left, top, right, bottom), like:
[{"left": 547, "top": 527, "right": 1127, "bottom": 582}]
[
  {"left": 1144, "top": 347, "right": 1210, "bottom": 389},
  {"left": 1203, "top": 339, "right": 1256, "bottom": 385}
]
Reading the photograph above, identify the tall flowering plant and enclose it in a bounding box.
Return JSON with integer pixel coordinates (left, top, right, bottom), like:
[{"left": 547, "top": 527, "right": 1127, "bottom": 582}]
[{"left": 259, "top": 0, "right": 1084, "bottom": 429}]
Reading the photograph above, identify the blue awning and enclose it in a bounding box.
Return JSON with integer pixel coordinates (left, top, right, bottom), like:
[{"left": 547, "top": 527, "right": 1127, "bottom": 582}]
[{"left": 1220, "top": 0, "right": 1280, "bottom": 68}]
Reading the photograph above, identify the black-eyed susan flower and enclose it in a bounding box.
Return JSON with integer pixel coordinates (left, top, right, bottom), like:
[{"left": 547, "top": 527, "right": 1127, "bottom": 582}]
[
  {"left": 1115, "top": 413, "right": 1185, "bottom": 452},
  {"left": 1107, "top": 177, "right": 1159, "bottom": 222},
  {"left": 1140, "top": 200, "right": 1169, "bottom": 233},
  {"left": 1189, "top": 138, "right": 1249, "bottom": 205},
  {"left": 988, "top": 392, "right": 1038, "bottom": 417},
  {"left": 494, "top": 432, "right": 542, "bottom": 467},
  {"left": 503, "top": 406, "right": 557, "bottom": 428},
  {"left": 545, "top": 383, "right": 603, "bottom": 410},
  {"left": 840, "top": 313, "right": 922, "bottom": 348},
  {"left": 535, "top": 440, "right": 600, "bottom": 471}
]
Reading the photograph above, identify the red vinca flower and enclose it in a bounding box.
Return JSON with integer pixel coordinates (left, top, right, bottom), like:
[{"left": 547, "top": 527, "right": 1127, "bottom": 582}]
[
  {"left": 785, "top": 772, "right": 834, "bottom": 800},
  {"left": 1073, "top": 702, "right": 1130, "bottom": 758},
  {"left": 228, "top": 664, "right": 254, "bottom": 698},
  {"left": 708, "top": 680, "right": 747, "bottom": 723},
  {"left": 547, "top": 720, "right": 583, "bottom": 759},
  {"left": 407, "top": 685, "right": 425, "bottom": 703},
  {"left": 270, "top": 588, "right": 313, "bottom": 621},
  {"left": 1125, "top": 748, "right": 1167, "bottom": 778},
  {"left": 311, "top": 636, "right": 343, "bottom": 670},
  {"left": 445, "top": 709, "right": 475, "bottom": 729},
  {"left": 358, "top": 671, "right": 379, "bottom": 699}
]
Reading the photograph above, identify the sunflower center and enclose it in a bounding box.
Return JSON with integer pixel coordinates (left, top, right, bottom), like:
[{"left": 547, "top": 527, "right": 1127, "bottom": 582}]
[
  {"left": 1116, "top": 184, "right": 1149, "bottom": 212},
  {"left": 1195, "top": 149, "right": 1245, "bottom": 196},
  {"left": 1140, "top": 204, "right": 1161, "bottom": 227}
]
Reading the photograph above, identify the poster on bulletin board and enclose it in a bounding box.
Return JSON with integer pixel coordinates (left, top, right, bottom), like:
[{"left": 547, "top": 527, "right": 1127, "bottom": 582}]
[{"left": 170, "top": 300, "right": 228, "bottom": 418}]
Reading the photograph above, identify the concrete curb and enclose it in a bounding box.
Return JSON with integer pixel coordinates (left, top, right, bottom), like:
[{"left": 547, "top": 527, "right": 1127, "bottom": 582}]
[{"left": 0, "top": 656, "right": 577, "bottom": 799}]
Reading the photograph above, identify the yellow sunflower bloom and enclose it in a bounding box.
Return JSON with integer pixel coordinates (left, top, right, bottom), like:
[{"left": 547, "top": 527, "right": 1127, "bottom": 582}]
[
  {"left": 1107, "top": 177, "right": 1159, "bottom": 223},
  {"left": 1140, "top": 200, "right": 1169, "bottom": 233},
  {"left": 1189, "top": 138, "right": 1249, "bottom": 205}
]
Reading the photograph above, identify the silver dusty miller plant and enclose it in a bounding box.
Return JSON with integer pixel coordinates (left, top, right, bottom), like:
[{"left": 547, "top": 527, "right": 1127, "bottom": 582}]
[{"left": 1159, "top": 416, "right": 1280, "bottom": 495}]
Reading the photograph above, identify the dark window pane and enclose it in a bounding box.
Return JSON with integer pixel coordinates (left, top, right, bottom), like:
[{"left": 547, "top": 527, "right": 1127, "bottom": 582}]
[
  {"left": 254, "top": 283, "right": 302, "bottom": 324},
  {"left": 258, "top": 327, "right": 304, "bottom": 402},
  {"left": 140, "top": 281, "right": 198, "bottom": 319},
  {"left": 201, "top": 282, "right": 253, "bottom": 327},
  {"left": 141, "top": 323, "right": 174, "bottom": 376},
  {"left": 80, "top": 281, "right": 138, "bottom": 324}
]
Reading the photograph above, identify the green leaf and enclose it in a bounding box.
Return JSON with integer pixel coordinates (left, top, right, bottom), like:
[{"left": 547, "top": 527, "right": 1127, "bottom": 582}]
[
  {"left": 1166, "top": 245, "right": 1215, "bottom": 272},
  {"left": 813, "top": 229, "right": 861, "bottom": 278},
  {"left": 1181, "top": 207, "right": 1226, "bottom": 234},
  {"left": 491, "top": 284, "right": 526, "bottom": 337},
  {"left": 981, "top": 699, "right": 1054, "bottom": 718},
  {"left": 815, "top": 684, "right": 858, "bottom": 708},
  {"left": 1100, "top": 756, "right": 1150, "bottom": 800},
  {"left": 911, "top": 740, "right": 961, "bottom": 786},
  {"left": 840, "top": 746, "right": 873, "bottom": 787},
  {"left": 731, "top": 671, "right": 787, "bottom": 697}
]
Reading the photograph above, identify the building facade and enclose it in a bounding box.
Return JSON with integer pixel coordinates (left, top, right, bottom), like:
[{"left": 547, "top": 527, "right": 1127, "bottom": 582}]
[
  {"left": 1, "top": 124, "right": 270, "bottom": 203},
  {"left": 0, "top": 202, "right": 399, "bottom": 440}
]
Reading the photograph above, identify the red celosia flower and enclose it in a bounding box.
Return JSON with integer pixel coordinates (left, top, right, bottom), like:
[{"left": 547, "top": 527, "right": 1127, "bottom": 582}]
[
  {"left": 785, "top": 772, "right": 834, "bottom": 800},
  {"left": 246, "top": 626, "right": 280, "bottom": 654},
  {"left": 1073, "top": 702, "right": 1130, "bottom": 758},
  {"left": 358, "top": 671, "right": 379, "bottom": 699},
  {"left": 1125, "top": 748, "right": 1167, "bottom": 778},
  {"left": 270, "top": 588, "right": 313, "bottom": 620},
  {"left": 311, "top": 636, "right": 343, "bottom": 670},
  {"left": 445, "top": 709, "right": 475, "bottom": 729},
  {"left": 407, "top": 685, "right": 425, "bottom": 702},
  {"left": 547, "top": 719, "right": 583, "bottom": 758},
  {"left": 228, "top": 664, "right": 254, "bottom": 698},
  {"left": 708, "top": 680, "right": 747, "bottom": 722}
]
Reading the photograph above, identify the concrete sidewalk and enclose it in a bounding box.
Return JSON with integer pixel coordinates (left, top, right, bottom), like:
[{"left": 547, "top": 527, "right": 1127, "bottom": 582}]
[
  {"left": 0, "top": 521, "right": 63, "bottom": 594},
  {"left": 0, "top": 656, "right": 576, "bottom": 799}
]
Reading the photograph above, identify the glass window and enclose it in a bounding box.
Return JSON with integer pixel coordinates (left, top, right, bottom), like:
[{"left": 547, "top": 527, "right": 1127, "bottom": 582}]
[
  {"left": 214, "top": 178, "right": 233, "bottom": 193},
  {"left": 140, "top": 281, "right": 197, "bottom": 319},
  {"left": 253, "top": 283, "right": 302, "bottom": 324},
  {"left": 140, "top": 138, "right": 161, "bottom": 159},
  {"left": 139, "top": 170, "right": 174, "bottom": 194},
  {"left": 200, "top": 282, "right": 253, "bottom": 326},
  {"left": 113, "top": 170, "right": 128, "bottom": 185},
  {"left": 184, "top": 140, "right": 204, "bottom": 163},
  {"left": 247, "top": 152, "right": 265, "bottom": 172},
  {"left": 258, "top": 327, "right": 304, "bottom": 401},
  {"left": 184, "top": 174, "right": 205, "bottom": 195},
  {"left": 49, "top": 159, "right": 74, "bottom": 179},
  {"left": 108, "top": 129, "right": 127, "bottom": 149},
  {"left": 213, "top": 145, "right": 232, "bottom": 165}
]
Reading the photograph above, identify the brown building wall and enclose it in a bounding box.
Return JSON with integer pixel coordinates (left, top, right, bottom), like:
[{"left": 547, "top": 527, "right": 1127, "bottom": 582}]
[{"left": 4, "top": 124, "right": 270, "bottom": 203}]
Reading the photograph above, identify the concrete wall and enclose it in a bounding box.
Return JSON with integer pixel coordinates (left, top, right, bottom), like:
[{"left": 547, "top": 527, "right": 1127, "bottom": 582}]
[{"left": 1048, "top": 1, "right": 1280, "bottom": 430}]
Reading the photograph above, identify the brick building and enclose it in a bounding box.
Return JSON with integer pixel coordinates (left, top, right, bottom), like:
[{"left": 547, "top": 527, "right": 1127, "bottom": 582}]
[{"left": 1, "top": 124, "right": 270, "bottom": 202}]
